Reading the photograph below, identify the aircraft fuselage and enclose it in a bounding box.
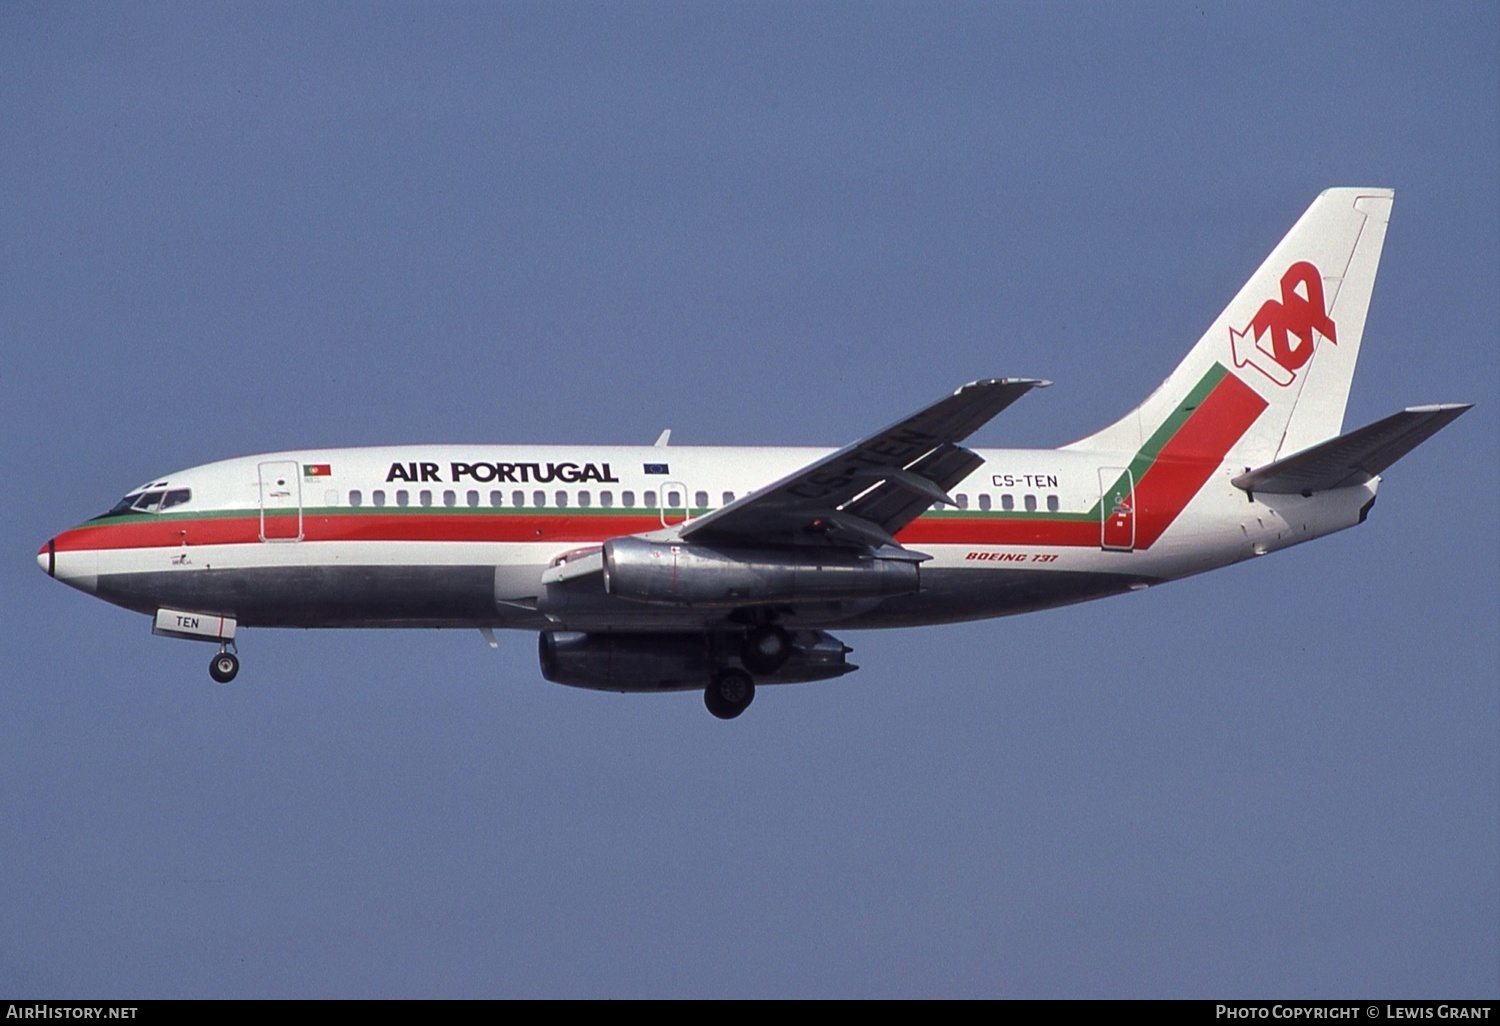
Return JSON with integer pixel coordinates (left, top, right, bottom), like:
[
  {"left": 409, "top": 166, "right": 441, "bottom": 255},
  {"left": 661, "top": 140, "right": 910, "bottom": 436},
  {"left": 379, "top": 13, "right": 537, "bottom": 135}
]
[{"left": 40, "top": 440, "right": 1374, "bottom": 633}]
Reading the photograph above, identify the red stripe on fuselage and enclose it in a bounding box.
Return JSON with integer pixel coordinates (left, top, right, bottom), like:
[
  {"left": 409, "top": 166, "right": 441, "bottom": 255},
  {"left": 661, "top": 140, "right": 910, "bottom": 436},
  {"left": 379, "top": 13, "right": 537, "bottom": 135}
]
[
  {"left": 896, "top": 517, "right": 1099, "bottom": 547},
  {"left": 51, "top": 512, "right": 670, "bottom": 551}
]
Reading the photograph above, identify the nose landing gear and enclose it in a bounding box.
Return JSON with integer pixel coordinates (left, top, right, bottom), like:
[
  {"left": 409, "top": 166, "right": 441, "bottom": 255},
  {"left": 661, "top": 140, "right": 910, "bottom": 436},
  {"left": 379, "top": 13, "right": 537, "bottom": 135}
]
[
  {"left": 209, "top": 646, "right": 239, "bottom": 684},
  {"left": 151, "top": 608, "right": 241, "bottom": 684}
]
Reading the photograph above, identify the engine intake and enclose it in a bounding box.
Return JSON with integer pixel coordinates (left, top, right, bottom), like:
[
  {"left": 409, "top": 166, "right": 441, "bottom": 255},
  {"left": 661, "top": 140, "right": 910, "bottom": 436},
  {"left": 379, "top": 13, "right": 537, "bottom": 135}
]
[{"left": 601, "top": 537, "right": 918, "bottom": 607}]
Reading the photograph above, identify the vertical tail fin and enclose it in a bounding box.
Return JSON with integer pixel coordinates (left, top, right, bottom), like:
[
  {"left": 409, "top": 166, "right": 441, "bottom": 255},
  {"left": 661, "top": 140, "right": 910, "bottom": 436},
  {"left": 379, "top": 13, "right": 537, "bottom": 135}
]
[{"left": 1065, "top": 188, "right": 1394, "bottom": 464}]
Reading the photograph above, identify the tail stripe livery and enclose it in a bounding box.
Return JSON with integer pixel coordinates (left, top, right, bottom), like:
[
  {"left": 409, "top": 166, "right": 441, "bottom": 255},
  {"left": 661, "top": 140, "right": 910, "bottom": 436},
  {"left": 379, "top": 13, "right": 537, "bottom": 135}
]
[{"left": 1115, "top": 366, "right": 1265, "bottom": 549}]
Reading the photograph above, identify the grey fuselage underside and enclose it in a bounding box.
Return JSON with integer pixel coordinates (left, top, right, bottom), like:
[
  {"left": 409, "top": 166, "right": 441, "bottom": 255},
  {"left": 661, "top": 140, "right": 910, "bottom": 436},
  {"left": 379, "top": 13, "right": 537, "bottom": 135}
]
[{"left": 91, "top": 564, "right": 1155, "bottom": 632}]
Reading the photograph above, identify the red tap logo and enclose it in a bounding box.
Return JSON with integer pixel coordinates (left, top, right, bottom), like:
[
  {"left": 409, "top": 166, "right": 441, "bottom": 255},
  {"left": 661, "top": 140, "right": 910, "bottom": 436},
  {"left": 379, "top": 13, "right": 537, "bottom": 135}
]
[{"left": 1229, "top": 261, "right": 1336, "bottom": 387}]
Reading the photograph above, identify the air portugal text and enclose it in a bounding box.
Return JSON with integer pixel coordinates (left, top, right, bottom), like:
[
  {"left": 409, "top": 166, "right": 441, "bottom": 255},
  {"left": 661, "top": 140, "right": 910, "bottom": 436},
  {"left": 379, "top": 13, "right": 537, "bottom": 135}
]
[{"left": 385, "top": 461, "right": 620, "bottom": 484}]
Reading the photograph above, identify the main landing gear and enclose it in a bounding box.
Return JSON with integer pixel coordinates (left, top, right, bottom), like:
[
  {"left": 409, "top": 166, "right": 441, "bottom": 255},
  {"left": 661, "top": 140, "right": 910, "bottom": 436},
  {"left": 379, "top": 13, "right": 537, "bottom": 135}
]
[
  {"left": 209, "top": 646, "right": 239, "bottom": 684},
  {"left": 702, "top": 624, "right": 796, "bottom": 718},
  {"left": 704, "top": 668, "right": 755, "bottom": 720}
]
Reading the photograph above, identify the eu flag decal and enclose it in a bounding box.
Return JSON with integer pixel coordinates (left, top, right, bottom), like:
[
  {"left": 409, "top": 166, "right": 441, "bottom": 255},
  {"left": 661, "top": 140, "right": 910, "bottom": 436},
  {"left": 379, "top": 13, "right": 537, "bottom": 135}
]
[{"left": 643, "top": 463, "right": 670, "bottom": 475}]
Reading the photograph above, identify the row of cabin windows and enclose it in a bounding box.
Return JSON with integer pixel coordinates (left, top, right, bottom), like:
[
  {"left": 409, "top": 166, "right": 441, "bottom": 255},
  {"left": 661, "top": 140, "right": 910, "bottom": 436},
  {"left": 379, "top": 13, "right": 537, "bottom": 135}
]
[
  {"left": 109, "top": 486, "right": 1064, "bottom": 517},
  {"left": 344, "top": 489, "right": 736, "bottom": 510},
  {"left": 336, "top": 488, "right": 1062, "bottom": 514},
  {"left": 953, "top": 493, "right": 1062, "bottom": 513}
]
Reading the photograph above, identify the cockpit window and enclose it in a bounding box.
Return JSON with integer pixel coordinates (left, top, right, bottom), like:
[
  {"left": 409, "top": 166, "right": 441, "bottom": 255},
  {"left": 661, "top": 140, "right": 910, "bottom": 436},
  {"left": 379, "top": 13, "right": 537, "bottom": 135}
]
[{"left": 99, "top": 488, "right": 187, "bottom": 518}]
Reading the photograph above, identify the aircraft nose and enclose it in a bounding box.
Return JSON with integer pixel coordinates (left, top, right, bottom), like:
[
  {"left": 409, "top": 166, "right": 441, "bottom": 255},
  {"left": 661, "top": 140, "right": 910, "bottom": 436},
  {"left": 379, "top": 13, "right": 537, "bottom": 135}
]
[{"left": 39, "top": 536, "right": 97, "bottom": 592}]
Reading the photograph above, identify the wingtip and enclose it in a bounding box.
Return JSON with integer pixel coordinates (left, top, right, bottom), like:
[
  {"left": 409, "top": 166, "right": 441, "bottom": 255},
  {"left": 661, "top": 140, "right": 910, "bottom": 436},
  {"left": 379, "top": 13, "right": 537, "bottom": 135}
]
[
  {"left": 956, "top": 377, "right": 1052, "bottom": 393},
  {"left": 1402, "top": 402, "right": 1474, "bottom": 415}
]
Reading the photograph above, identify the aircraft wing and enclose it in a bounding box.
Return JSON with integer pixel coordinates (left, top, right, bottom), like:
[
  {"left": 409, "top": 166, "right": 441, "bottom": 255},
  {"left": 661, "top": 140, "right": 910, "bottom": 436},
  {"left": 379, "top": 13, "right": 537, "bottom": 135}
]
[
  {"left": 678, "top": 378, "right": 1048, "bottom": 550},
  {"left": 1232, "top": 403, "right": 1472, "bottom": 495}
]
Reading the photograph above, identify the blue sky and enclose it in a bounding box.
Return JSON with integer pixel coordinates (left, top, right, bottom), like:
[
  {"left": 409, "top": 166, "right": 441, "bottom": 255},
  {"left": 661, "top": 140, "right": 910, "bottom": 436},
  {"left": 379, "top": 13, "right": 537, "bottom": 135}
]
[{"left": 2, "top": 2, "right": 1495, "bottom": 997}]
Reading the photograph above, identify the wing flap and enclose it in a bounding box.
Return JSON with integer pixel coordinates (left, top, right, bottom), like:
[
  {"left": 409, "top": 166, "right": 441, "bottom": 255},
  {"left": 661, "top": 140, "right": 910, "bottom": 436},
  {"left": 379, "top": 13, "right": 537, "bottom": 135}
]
[
  {"left": 1233, "top": 403, "right": 1471, "bottom": 495},
  {"left": 840, "top": 442, "right": 984, "bottom": 535}
]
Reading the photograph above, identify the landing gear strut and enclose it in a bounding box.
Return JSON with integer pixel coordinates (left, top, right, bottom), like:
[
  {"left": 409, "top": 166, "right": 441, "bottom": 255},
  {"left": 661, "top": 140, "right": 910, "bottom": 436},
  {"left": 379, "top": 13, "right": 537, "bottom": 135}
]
[
  {"left": 704, "top": 668, "right": 755, "bottom": 720},
  {"left": 209, "top": 647, "right": 239, "bottom": 684}
]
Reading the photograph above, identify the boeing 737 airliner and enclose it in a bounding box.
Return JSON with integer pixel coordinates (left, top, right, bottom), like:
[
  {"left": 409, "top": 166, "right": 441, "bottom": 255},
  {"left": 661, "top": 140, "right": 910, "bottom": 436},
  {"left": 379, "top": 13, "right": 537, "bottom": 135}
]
[{"left": 39, "top": 189, "right": 1469, "bottom": 717}]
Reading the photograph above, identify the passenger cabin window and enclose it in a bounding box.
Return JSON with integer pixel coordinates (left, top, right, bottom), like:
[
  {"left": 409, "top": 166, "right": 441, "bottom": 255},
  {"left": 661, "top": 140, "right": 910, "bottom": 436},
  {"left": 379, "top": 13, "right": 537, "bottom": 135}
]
[
  {"left": 578, "top": 491, "right": 591, "bottom": 508},
  {"left": 665, "top": 490, "right": 681, "bottom": 508},
  {"left": 396, "top": 490, "right": 410, "bottom": 507},
  {"left": 555, "top": 491, "right": 568, "bottom": 508},
  {"left": 419, "top": 489, "right": 433, "bottom": 507},
  {"left": 644, "top": 491, "right": 657, "bottom": 508},
  {"left": 623, "top": 491, "right": 636, "bottom": 507},
  {"left": 695, "top": 490, "right": 708, "bottom": 509},
  {"left": 532, "top": 490, "right": 545, "bottom": 508},
  {"left": 955, "top": 494, "right": 969, "bottom": 510},
  {"left": 512, "top": 491, "right": 525, "bottom": 508},
  {"left": 600, "top": 491, "right": 614, "bottom": 508},
  {"left": 1047, "top": 495, "right": 1060, "bottom": 512},
  {"left": 443, "top": 490, "right": 456, "bottom": 507},
  {"left": 349, "top": 490, "right": 363, "bottom": 507},
  {"left": 1024, "top": 494, "right": 1037, "bottom": 512},
  {"left": 373, "top": 490, "right": 387, "bottom": 507},
  {"left": 723, "top": 492, "right": 735, "bottom": 506},
  {"left": 1001, "top": 494, "right": 1014, "bottom": 511},
  {"left": 978, "top": 494, "right": 991, "bottom": 511}
]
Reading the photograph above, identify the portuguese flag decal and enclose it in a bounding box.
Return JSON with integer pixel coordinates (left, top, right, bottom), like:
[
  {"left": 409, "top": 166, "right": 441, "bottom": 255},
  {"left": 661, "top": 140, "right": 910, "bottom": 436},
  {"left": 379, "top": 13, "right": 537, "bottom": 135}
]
[{"left": 304, "top": 464, "right": 332, "bottom": 478}]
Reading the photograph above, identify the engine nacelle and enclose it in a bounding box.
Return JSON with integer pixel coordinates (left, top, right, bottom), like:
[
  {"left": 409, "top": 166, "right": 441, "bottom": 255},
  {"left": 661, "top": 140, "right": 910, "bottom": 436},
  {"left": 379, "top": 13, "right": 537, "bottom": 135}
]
[
  {"left": 540, "top": 631, "right": 710, "bottom": 692},
  {"left": 601, "top": 537, "right": 918, "bottom": 607},
  {"left": 539, "top": 629, "right": 856, "bottom": 692}
]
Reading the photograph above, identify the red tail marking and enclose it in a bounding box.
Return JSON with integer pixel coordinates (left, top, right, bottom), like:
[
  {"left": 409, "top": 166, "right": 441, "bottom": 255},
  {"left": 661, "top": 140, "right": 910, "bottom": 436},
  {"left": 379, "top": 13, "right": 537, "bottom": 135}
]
[
  {"left": 1132, "top": 372, "right": 1267, "bottom": 548},
  {"left": 1252, "top": 261, "right": 1336, "bottom": 372}
]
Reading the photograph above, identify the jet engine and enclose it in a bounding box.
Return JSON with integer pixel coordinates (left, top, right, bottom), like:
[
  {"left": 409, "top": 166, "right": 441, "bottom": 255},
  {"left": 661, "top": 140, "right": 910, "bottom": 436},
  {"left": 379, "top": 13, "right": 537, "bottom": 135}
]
[
  {"left": 601, "top": 536, "right": 919, "bottom": 607},
  {"left": 538, "top": 629, "right": 856, "bottom": 692}
]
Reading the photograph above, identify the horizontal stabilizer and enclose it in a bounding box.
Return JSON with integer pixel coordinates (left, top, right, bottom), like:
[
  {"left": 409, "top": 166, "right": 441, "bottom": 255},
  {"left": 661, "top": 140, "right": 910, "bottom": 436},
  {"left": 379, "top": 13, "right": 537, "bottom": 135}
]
[{"left": 1232, "top": 404, "right": 1471, "bottom": 495}]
